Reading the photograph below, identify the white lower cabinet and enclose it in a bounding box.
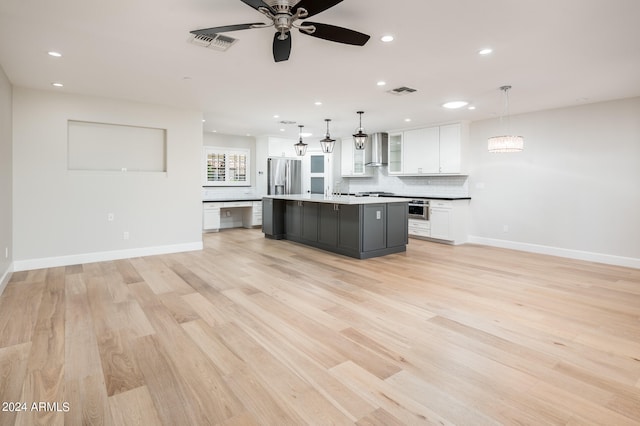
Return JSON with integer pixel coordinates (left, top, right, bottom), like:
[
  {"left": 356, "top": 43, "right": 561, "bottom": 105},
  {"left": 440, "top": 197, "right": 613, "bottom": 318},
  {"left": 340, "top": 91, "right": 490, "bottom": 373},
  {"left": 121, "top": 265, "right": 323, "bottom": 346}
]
[
  {"left": 408, "top": 199, "right": 469, "bottom": 244},
  {"left": 203, "top": 203, "right": 223, "bottom": 231},
  {"left": 243, "top": 201, "right": 262, "bottom": 228},
  {"left": 429, "top": 201, "right": 453, "bottom": 241},
  {"left": 408, "top": 218, "right": 430, "bottom": 238}
]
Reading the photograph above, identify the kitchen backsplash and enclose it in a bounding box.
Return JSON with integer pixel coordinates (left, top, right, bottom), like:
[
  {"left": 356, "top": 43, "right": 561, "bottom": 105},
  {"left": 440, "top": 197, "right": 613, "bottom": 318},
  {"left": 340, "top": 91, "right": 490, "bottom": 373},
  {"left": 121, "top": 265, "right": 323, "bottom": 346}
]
[
  {"left": 340, "top": 168, "right": 469, "bottom": 197},
  {"left": 202, "top": 186, "right": 258, "bottom": 200}
]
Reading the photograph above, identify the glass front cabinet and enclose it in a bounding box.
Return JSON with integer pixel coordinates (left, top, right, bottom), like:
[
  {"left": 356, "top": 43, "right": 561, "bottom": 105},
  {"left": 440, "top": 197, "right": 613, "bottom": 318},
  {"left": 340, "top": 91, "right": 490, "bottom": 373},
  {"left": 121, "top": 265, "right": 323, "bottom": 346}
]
[
  {"left": 388, "top": 133, "right": 403, "bottom": 174},
  {"left": 203, "top": 147, "right": 250, "bottom": 186}
]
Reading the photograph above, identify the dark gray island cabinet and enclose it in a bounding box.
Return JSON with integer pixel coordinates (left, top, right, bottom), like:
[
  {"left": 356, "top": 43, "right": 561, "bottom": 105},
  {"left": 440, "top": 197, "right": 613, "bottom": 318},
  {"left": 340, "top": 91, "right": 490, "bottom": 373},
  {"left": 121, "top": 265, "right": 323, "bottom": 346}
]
[{"left": 262, "top": 195, "right": 410, "bottom": 259}]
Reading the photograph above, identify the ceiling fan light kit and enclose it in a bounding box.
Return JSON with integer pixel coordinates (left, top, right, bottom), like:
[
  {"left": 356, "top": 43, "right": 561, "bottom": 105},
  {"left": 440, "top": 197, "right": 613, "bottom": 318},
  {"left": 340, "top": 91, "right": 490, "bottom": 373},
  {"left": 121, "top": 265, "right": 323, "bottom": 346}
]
[
  {"left": 488, "top": 85, "right": 525, "bottom": 153},
  {"left": 190, "top": 0, "right": 370, "bottom": 62},
  {"left": 353, "top": 111, "right": 368, "bottom": 150}
]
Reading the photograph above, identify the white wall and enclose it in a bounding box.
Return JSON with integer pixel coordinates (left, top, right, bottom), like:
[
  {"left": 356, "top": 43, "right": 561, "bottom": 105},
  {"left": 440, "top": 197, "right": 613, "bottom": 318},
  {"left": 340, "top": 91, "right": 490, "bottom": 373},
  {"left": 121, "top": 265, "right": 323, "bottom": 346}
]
[
  {"left": 468, "top": 97, "right": 640, "bottom": 267},
  {"left": 0, "top": 65, "right": 12, "bottom": 291},
  {"left": 12, "top": 88, "right": 204, "bottom": 270},
  {"left": 202, "top": 132, "right": 257, "bottom": 197}
]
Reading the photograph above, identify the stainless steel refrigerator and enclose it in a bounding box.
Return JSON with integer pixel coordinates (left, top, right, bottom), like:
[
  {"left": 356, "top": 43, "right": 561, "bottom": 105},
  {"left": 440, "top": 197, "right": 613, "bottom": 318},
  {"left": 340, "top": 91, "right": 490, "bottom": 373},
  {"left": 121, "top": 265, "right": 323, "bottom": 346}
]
[{"left": 267, "top": 157, "right": 302, "bottom": 195}]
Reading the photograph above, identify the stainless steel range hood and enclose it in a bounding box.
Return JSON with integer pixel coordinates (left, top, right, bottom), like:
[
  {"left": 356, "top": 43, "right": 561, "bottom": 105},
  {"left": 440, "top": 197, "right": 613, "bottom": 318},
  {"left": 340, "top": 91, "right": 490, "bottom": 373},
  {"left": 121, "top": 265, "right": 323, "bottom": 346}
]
[{"left": 365, "top": 132, "right": 388, "bottom": 167}]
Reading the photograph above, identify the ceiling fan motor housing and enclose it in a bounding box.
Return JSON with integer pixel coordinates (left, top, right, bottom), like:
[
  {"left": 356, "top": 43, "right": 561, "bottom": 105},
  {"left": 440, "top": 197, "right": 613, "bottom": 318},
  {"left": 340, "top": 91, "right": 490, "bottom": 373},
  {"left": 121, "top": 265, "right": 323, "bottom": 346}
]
[
  {"left": 191, "top": 0, "right": 370, "bottom": 62},
  {"left": 264, "top": 0, "right": 300, "bottom": 11}
]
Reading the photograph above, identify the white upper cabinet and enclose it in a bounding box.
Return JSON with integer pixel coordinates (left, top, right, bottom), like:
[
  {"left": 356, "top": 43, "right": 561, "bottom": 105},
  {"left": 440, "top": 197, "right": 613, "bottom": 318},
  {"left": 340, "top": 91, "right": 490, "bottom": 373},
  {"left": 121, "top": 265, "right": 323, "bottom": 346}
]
[
  {"left": 403, "top": 127, "right": 440, "bottom": 174},
  {"left": 341, "top": 138, "right": 372, "bottom": 177},
  {"left": 388, "top": 133, "right": 403, "bottom": 174},
  {"left": 203, "top": 147, "right": 250, "bottom": 186},
  {"left": 439, "top": 123, "right": 461, "bottom": 173},
  {"left": 266, "top": 137, "right": 298, "bottom": 158},
  {"left": 388, "top": 123, "right": 465, "bottom": 175}
]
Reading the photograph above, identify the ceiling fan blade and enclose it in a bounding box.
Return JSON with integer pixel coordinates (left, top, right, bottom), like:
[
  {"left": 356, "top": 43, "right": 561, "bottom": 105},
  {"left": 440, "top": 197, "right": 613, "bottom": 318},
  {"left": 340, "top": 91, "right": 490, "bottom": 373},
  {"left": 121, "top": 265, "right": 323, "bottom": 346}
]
[
  {"left": 239, "top": 0, "right": 276, "bottom": 14},
  {"left": 273, "top": 32, "right": 292, "bottom": 62},
  {"left": 292, "top": 0, "right": 344, "bottom": 18},
  {"left": 299, "top": 22, "right": 370, "bottom": 46},
  {"left": 191, "top": 23, "right": 264, "bottom": 36}
]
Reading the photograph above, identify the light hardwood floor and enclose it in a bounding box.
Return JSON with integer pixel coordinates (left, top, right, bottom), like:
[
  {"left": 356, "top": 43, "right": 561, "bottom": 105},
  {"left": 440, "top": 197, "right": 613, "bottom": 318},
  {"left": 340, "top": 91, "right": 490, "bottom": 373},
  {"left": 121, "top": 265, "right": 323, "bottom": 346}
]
[{"left": 1, "top": 228, "right": 639, "bottom": 425}]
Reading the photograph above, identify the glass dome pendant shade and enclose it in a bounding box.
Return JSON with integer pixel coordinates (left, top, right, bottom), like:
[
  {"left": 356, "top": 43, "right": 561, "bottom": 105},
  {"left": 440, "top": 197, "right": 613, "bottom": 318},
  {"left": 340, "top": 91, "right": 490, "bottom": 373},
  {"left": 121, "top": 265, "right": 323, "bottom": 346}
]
[
  {"left": 352, "top": 111, "right": 368, "bottom": 150},
  {"left": 319, "top": 119, "right": 336, "bottom": 153},
  {"left": 488, "top": 85, "right": 524, "bottom": 153},
  {"left": 294, "top": 125, "right": 308, "bottom": 156}
]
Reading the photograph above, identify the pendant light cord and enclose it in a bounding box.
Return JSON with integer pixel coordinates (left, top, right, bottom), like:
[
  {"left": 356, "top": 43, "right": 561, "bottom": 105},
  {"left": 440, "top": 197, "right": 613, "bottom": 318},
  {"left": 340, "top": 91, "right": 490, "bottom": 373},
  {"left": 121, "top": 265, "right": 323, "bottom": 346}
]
[{"left": 499, "top": 85, "right": 512, "bottom": 135}]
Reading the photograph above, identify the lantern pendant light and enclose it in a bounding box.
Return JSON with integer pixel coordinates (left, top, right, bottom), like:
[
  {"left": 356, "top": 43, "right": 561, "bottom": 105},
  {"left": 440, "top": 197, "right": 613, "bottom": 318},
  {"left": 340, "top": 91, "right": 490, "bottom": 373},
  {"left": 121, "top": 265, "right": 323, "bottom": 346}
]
[
  {"left": 488, "top": 85, "right": 524, "bottom": 152},
  {"left": 319, "top": 119, "right": 336, "bottom": 153},
  {"left": 294, "top": 124, "right": 308, "bottom": 156},
  {"left": 352, "top": 111, "right": 368, "bottom": 150}
]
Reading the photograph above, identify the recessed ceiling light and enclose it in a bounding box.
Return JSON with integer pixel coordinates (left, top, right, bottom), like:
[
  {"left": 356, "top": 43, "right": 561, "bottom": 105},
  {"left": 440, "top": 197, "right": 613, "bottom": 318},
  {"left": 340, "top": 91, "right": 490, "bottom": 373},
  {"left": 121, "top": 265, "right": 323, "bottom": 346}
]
[
  {"left": 380, "top": 35, "right": 394, "bottom": 43},
  {"left": 377, "top": 81, "right": 386, "bottom": 86},
  {"left": 404, "top": 118, "right": 412, "bottom": 122},
  {"left": 48, "top": 51, "right": 62, "bottom": 57},
  {"left": 478, "top": 48, "right": 493, "bottom": 55},
  {"left": 314, "top": 101, "right": 322, "bottom": 106},
  {"left": 280, "top": 128, "right": 285, "bottom": 132},
  {"left": 273, "top": 114, "right": 280, "bottom": 118},
  {"left": 202, "top": 119, "right": 206, "bottom": 122},
  {"left": 468, "top": 106, "right": 476, "bottom": 110},
  {"left": 51, "top": 82, "right": 64, "bottom": 87},
  {"left": 442, "top": 101, "right": 468, "bottom": 109}
]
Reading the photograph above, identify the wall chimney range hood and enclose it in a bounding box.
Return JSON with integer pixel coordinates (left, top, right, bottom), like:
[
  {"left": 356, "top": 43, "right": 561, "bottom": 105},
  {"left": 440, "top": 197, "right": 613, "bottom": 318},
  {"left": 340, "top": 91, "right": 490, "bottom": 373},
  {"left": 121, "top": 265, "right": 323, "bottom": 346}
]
[{"left": 365, "top": 133, "right": 389, "bottom": 167}]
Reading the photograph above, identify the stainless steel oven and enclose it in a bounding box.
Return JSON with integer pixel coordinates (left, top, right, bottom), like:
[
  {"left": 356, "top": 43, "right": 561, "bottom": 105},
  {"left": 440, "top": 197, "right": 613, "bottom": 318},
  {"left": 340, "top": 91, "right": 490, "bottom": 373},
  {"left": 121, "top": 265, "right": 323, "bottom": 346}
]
[{"left": 408, "top": 199, "right": 430, "bottom": 220}]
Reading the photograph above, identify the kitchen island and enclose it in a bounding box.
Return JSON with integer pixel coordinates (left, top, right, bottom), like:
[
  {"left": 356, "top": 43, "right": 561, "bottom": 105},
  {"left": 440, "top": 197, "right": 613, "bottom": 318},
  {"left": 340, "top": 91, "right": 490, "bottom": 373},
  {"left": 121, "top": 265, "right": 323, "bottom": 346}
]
[{"left": 262, "top": 194, "right": 411, "bottom": 259}]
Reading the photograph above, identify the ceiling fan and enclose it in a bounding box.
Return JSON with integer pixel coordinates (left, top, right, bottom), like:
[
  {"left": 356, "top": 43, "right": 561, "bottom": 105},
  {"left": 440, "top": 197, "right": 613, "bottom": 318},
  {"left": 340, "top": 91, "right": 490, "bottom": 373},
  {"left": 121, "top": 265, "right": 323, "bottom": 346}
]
[{"left": 190, "top": 0, "right": 371, "bottom": 62}]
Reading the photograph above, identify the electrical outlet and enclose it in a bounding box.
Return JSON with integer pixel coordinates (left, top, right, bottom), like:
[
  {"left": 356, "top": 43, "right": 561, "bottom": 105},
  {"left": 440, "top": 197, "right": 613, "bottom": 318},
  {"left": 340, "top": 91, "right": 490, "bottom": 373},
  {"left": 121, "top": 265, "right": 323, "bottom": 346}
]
[
  {"left": 107, "top": 213, "right": 114, "bottom": 221},
  {"left": 376, "top": 211, "right": 381, "bottom": 220},
  {"left": 123, "top": 231, "right": 129, "bottom": 240},
  {"left": 4, "top": 247, "right": 7, "bottom": 259}
]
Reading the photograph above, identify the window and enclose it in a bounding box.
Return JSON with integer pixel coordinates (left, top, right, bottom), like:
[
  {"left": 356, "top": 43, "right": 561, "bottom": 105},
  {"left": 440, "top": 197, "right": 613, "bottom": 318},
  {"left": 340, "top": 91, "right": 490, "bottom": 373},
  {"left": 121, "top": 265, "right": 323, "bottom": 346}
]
[{"left": 203, "top": 147, "right": 250, "bottom": 186}]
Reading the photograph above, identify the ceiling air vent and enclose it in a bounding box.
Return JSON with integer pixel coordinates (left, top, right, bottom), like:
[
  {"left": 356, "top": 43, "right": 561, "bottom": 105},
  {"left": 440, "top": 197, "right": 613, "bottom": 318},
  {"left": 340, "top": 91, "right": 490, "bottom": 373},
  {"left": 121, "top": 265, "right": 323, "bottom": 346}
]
[
  {"left": 188, "top": 33, "right": 238, "bottom": 51},
  {"left": 388, "top": 86, "right": 418, "bottom": 96}
]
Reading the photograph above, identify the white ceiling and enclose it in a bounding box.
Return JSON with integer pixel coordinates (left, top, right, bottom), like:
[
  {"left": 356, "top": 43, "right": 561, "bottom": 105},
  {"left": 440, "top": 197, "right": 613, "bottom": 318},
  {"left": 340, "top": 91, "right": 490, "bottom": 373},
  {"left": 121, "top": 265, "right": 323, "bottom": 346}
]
[{"left": 1, "top": 0, "right": 639, "bottom": 141}]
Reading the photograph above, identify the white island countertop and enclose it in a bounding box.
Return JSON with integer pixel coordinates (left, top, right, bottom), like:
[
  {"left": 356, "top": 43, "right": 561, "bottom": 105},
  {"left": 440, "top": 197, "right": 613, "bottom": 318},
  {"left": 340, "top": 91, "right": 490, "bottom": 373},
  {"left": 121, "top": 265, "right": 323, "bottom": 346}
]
[{"left": 263, "top": 194, "right": 413, "bottom": 205}]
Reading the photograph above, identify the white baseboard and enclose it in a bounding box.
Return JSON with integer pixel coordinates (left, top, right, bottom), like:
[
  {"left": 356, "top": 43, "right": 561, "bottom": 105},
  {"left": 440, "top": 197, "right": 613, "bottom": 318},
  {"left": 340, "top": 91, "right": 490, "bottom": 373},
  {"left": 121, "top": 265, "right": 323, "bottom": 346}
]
[
  {"left": 12, "top": 241, "right": 203, "bottom": 272},
  {"left": 0, "top": 262, "right": 14, "bottom": 296},
  {"left": 467, "top": 236, "right": 640, "bottom": 269}
]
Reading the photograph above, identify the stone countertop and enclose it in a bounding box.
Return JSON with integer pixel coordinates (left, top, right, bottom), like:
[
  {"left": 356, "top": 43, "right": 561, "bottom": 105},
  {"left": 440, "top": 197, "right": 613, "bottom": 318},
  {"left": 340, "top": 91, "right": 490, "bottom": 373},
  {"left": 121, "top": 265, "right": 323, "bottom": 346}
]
[
  {"left": 202, "top": 194, "right": 470, "bottom": 203},
  {"left": 264, "top": 194, "right": 413, "bottom": 205},
  {"left": 341, "top": 193, "right": 471, "bottom": 201},
  {"left": 389, "top": 195, "right": 471, "bottom": 201},
  {"left": 202, "top": 196, "right": 262, "bottom": 203}
]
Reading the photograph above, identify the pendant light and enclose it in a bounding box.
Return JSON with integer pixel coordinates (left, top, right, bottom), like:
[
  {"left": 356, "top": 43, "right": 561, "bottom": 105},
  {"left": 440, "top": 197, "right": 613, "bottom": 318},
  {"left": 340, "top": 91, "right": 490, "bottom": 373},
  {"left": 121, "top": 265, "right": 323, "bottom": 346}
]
[
  {"left": 294, "top": 124, "right": 308, "bottom": 156},
  {"left": 352, "top": 111, "right": 368, "bottom": 150},
  {"left": 488, "top": 85, "right": 524, "bottom": 153},
  {"left": 319, "top": 119, "right": 336, "bottom": 153}
]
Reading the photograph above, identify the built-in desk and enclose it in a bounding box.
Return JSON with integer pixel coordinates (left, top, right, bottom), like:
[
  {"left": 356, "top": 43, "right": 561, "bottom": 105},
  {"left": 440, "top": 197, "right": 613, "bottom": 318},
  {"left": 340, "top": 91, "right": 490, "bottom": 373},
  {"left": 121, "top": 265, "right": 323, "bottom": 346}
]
[{"left": 203, "top": 198, "right": 262, "bottom": 231}]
